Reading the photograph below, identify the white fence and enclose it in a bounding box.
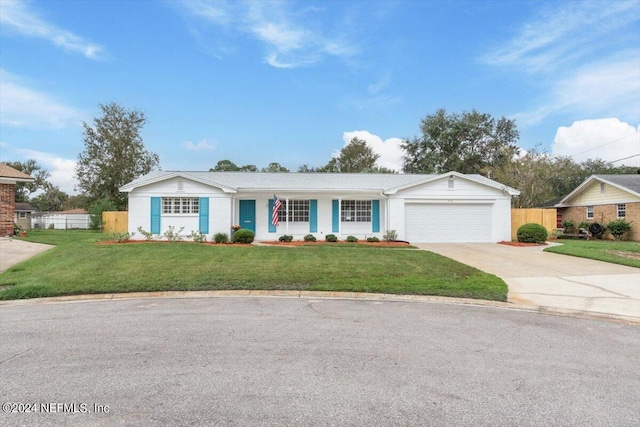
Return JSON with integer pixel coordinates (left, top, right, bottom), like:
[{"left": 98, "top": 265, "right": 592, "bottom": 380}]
[{"left": 32, "top": 214, "right": 91, "bottom": 230}]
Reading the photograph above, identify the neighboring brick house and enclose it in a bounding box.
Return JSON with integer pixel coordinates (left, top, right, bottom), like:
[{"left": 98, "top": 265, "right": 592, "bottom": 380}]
[
  {"left": 555, "top": 174, "right": 640, "bottom": 241},
  {"left": 0, "top": 164, "right": 35, "bottom": 236}
]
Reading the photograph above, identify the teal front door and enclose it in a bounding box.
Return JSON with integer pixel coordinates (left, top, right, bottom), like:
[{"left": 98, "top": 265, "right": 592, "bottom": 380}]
[{"left": 239, "top": 200, "right": 256, "bottom": 233}]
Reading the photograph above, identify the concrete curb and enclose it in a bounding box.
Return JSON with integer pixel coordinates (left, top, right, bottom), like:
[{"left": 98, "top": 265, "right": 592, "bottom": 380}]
[{"left": 1, "top": 290, "right": 638, "bottom": 325}]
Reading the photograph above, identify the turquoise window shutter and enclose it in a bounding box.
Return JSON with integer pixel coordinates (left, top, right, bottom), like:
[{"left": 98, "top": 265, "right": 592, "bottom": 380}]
[
  {"left": 332, "top": 200, "right": 339, "bottom": 233},
  {"left": 268, "top": 199, "right": 276, "bottom": 233},
  {"left": 199, "top": 197, "right": 209, "bottom": 234},
  {"left": 150, "top": 197, "right": 161, "bottom": 234},
  {"left": 309, "top": 200, "right": 317, "bottom": 232},
  {"left": 372, "top": 200, "right": 380, "bottom": 232}
]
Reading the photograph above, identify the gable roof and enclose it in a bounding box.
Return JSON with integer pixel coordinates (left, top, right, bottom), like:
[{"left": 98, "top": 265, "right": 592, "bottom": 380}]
[
  {"left": 556, "top": 174, "right": 640, "bottom": 206},
  {"left": 0, "top": 163, "right": 35, "bottom": 182},
  {"left": 120, "top": 171, "right": 520, "bottom": 195}
]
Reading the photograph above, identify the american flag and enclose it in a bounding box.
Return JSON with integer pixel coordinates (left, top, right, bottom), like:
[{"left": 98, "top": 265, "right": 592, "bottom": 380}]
[{"left": 272, "top": 195, "right": 282, "bottom": 226}]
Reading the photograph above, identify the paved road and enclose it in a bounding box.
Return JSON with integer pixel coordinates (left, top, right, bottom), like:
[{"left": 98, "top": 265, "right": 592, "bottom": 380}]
[
  {"left": 1, "top": 297, "right": 638, "bottom": 426},
  {"left": 418, "top": 243, "right": 640, "bottom": 319}
]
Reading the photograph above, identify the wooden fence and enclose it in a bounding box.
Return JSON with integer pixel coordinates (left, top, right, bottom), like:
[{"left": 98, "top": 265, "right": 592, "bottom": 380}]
[
  {"left": 102, "top": 211, "right": 128, "bottom": 233},
  {"left": 511, "top": 208, "right": 557, "bottom": 240}
]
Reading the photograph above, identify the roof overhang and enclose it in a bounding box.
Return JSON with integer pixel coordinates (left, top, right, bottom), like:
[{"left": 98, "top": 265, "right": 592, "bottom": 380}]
[
  {"left": 383, "top": 171, "right": 520, "bottom": 196},
  {"left": 555, "top": 175, "right": 640, "bottom": 207},
  {"left": 119, "top": 171, "right": 237, "bottom": 194},
  {"left": 0, "top": 177, "right": 35, "bottom": 184}
]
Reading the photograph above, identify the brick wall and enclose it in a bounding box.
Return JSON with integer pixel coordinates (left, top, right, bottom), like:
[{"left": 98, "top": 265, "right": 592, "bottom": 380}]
[
  {"left": 558, "top": 202, "right": 640, "bottom": 241},
  {"left": 0, "top": 183, "right": 16, "bottom": 236}
]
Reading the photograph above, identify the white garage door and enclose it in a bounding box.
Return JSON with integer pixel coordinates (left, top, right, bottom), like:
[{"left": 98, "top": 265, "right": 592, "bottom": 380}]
[{"left": 405, "top": 203, "right": 493, "bottom": 243}]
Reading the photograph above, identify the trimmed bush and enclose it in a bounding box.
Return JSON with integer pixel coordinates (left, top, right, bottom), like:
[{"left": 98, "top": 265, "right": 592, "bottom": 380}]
[
  {"left": 325, "top": 234, "right": 338, "bottom": 242},
  {"left": 561, "top": 219, "right": 575, "bottom": 231},
  {"left": 303, "top": 234, "right": 317, "bottom": 242},
  {"left": 517, "top": 223, "right": 548, "bottom": 243},
  {"left": 346, "top": 235, "right": 358, "bottom": 243},
  {"left": 233, "top": 229, "right": 255, "bottom": 244},
  {"left": 213, "top": 232, "right": 229, "bottom": 244},
  {"left": 606, "top": 219, "right": 632, "bottom": 240},
  {"left": 578, "top": 221, "right": 591, "bottom": 230},
  {"left": 366, "top": 237, "right": 380, "bottom": 242},
  {"left": 279, "top": 234, "right": 293, "bottom": 242}
]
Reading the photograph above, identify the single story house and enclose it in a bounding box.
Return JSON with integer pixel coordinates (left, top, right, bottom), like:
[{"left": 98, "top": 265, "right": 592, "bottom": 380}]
[
  {"left": 32, "top": 209, "right": 91, "bottom": 230},
  {"left": 0, "top": 163, "right": 34, "bottom": 236},
  {"left": 120, "top": 171, "right": 519, "bottom": 243},
  {"left": 14, "top": 202, "right": 36, "bottom": 231},
  {"left": 555, "top": 174, "right": 640, "bottom": 240}
]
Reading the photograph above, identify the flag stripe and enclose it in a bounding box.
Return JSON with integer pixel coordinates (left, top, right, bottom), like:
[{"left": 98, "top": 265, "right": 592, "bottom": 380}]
[{"left": 272, "top": 195, "right": 282, "bottom": 226}]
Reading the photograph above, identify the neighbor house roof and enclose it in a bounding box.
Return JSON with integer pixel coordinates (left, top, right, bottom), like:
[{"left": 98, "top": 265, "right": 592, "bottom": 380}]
[
  {"left": 119, "top": 171, "right": 520, "bottom": 195},
  {"left": 15, "top": 203, "right": 35, "bottom": 212},
  {"left": 556, "top": 174, "right": 640, "bottom": 206},
  {"left": 0, "top": 163, "right": 35, "bottom": 182}
]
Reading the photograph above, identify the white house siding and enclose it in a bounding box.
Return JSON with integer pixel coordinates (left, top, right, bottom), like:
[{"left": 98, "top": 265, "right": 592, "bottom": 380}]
[
  {"left": 127, "top": 177, "right": 231, "bottom": 240},
  {"left": 566, "top": 181, "right": 640, "bottom": 206}
]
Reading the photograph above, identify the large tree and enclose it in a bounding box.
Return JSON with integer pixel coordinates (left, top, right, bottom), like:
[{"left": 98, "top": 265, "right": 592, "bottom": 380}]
[
  {"left": 261, "top": 162, "right": 289, "bottom": 172},
  {"left": 75, "top": 102, "right": 159, "bottom": 210},
  {"left": 402, "top": 109, "right": 520, "bottom": 174},
  {"left": 29, "top": 184, "right": 68, "bottom": 212},
  {"left": 320, "top": 137, "right": 386, "bottom": 173},
  {"left": 5, "top": 159, "right": 50, "bottom": 202}
]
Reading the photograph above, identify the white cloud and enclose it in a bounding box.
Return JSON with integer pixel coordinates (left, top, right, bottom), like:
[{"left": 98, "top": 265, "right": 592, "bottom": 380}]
[
  {"left": 341, "top": 131, "right": 404, "bottom": 172},
  {"left": 181, "top": 139, "right": 216, "bottom": 151},
  {"left": 0, "top": 69, "right": 83, "bottom": 128},
  {"left": 17, "top": 148, "right": 78, "bottom": 194},
  {"left": 552, "top": 119, "right": 640, "bottom": 166},
  {"left": 0, "top": 0, "right": 104, "bottom": 59},
  {"left": 178, "top": 0, "right": 356, "bottom": 68}
]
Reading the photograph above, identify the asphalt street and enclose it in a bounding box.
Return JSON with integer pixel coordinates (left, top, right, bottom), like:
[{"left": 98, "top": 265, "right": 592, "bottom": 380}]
[{"left": 1, "top": 297, "right": 638, "bottom": 426}]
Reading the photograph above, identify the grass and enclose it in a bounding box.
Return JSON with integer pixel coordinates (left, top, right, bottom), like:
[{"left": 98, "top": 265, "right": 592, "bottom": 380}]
[
  {"left": 0, "top": 230, "right": 507, "bottom": 301},
  {"left": 544, "top": 239, "right": 640, "bottom": 268}
]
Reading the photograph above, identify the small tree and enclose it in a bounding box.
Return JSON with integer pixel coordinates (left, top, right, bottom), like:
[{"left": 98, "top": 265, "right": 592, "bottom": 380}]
[
  {"left": 88, "top": 198, "right": 117, "bottom": 230},
  {"left": 606, "top": 219, "right": 632, "bottom": 240}
]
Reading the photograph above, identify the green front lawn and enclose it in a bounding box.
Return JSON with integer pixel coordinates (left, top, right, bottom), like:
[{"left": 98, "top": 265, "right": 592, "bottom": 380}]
[
  {"left": 544, "top": 239, "right": 640, "bottom": 268},
  {"left": 0, "top": 230, "right": 507, "bottom": 301}
]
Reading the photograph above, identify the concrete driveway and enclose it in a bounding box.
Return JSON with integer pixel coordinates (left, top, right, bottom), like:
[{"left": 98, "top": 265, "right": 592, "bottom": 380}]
[
  {"left": 416, "top": 243, "right": 640, "bottom": 320},
  {"left": 0, "top": 237, "right": 53, "bottom": 273}
]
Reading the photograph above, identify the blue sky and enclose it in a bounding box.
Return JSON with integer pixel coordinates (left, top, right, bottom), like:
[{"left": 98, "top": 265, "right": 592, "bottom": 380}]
[{"left": 1, "top": 0, "right": 639, "bottom": 194}]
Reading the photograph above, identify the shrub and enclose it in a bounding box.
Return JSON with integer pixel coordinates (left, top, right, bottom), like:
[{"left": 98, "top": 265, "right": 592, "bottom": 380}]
[
  {"left": 137, "top": 226, "right": 156, "bottom": 241},
  {"left": 279, "top": 234, "right": 293, "bottom": 242},
  {"left": 561, "top": 219, "right": 575, "bottom": 231},
  {"left": 366, "top": 237, "right": 380, "bottom": 242},
  {"left": 88, "top": 198, "right": 117, "bottom": 230},
  {"left": 303, "top": 234, "right": 317, "bottom": 242},
  {"left": 110, "top": 231, "right": 134, "bottom": 243},
  {"left": 325, "top": 234, "right": 338, "bottom": 242},
  {"left": 163, "top": 225, "right": 184, "bottom": 242},
  {"left": 346, "top": 235, "right": 358, "bottom": 243},
  {"left": 188, "top": 230, "right": 207, "bottom": 243},
  {"left": 383, "top": 229, "right": 398, "bottom": 242},
  {"left": 214, "top": 232, "right": 229, "bottom": 244},
  {"left": 517, "top": 223, "right": 548, "bottom": 243},
  {"left": 606, "top": 219, "right": 632, "bottom": 240},
  {"left": 578, "top": 221, "right": 591, "bottom": 230},
  {"left": 48, "top": 223, "right": 55, "bottom": 230},
  {"left": 233, "top": 229, "right": 255, "bottom": 244}
]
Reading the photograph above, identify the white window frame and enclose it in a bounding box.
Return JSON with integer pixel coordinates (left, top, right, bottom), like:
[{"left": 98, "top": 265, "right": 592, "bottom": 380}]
[
  {"left": 277, "top": 200, "right": 309, "bottom": 222},
  {"left": 341, "top": 200, "right": 372, "bottom": 222},
  {"left": 162, "top": 197, "right": 199, "bottom": 214},
  {"left": 18, "top": 212, "right": 27, "bottom": 218},
  {"left": 586, "top": 206, "right": 594, "bottom": 219},
  {"left": 617, "top": 204, "right": 626, "bottom": 218}
]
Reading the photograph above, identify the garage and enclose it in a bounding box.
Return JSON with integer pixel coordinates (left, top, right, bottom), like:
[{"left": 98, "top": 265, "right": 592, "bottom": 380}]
[{"left": 405, "top": 203, "right": 493, "bottom": 243}]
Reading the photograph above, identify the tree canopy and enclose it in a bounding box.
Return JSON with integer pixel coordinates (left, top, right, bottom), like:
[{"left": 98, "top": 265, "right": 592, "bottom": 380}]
[
  {"left": 75, "top": 102, "right": 159, "bottom": 210},
  {"left": 29, "top": 184, "right": 68, "bottom": 212},
  {"left": 402, "top": 109, "right": 520, "bottom": 174},
  {"left": 4, "top": 159, "right": 50, "bottom": 202}
]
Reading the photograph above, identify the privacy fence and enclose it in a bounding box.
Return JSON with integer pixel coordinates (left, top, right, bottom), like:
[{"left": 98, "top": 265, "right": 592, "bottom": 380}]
[
  {"left": 102, "top": 211, "right": 128, "bottom": 233},
  {"left": 511, "top": 208, "right": 557, "bottom": 240}
]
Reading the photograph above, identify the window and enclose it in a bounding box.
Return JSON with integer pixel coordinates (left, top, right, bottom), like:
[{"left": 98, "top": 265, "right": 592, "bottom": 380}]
[
  {"left": 586, "top": 206, "right": 594, "bottom": 219},
  {"left": 617, "top": 204, "right": 626, "bottom": 218},
  {"left": 341, "top": 200, "right": 372, "bottom": 222},
  {"left": 18, "top": 212, "right": 27, "bottom": 218},
  {"left": 162, "top": 197, "right": 199, "bottom": 214},
  {"left": 600, "top": 182, "right": 606, "bottom": 193},
  {"left": 556, "top": 214, "right": 562, "bottom": 228},
  {"left": 277, "top": 200, "right": 309, "bottom": 222}
]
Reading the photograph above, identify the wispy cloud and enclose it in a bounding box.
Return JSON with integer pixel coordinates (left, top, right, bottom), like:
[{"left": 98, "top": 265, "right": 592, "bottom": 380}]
[
  {"left": 483, "top": 0, "right": 639, "bottom": 126},
  {"left": 181, "top": 139, "right": 216, "bottom": 151},
  {"left": 0, "top": 0, "right": 104, "bottom": 59},
  {"left": 177, "top": 0, "right": 356, "bottom": 68},
  {"left": 16, "top": 148, "right": 79, "bottom": 194},
  {"left": 0, "top": 69, "right": 83, "bottom": 128}
]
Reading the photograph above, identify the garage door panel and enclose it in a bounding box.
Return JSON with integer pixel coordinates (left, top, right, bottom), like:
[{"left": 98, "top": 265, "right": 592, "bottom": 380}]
[{"left": 405, "top": 203, "right": 492, "bottom": 243}]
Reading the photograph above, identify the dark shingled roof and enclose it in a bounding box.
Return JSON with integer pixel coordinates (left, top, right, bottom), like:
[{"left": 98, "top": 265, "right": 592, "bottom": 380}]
[{"left": 595, "top": 174, "right": 640, "bottom": 194}]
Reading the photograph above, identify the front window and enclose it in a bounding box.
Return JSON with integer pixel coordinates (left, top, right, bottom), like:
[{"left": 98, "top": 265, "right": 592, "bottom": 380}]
[
  {"left": 341, "top": 200, "right": 372, "bottom": 222},
  {"left": 617, "top": 204, "right": 626, "bottom": 218},
  {"left": 586, "top": 206, "right": 593, "bottom": 219},
  {"left": 162, "top": 197, "right": 199, "bottom": 214},
  {"left": 277, "top": 200, "right": 309, "bottom": 222}
]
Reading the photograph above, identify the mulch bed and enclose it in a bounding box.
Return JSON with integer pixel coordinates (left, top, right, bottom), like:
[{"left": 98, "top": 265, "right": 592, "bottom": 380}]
[
  {"left": 498, "top": 241, "right": 547, "bottom": 247},
  {"left": 260, "top": 240, "right": 411, "bottom": 247}
]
